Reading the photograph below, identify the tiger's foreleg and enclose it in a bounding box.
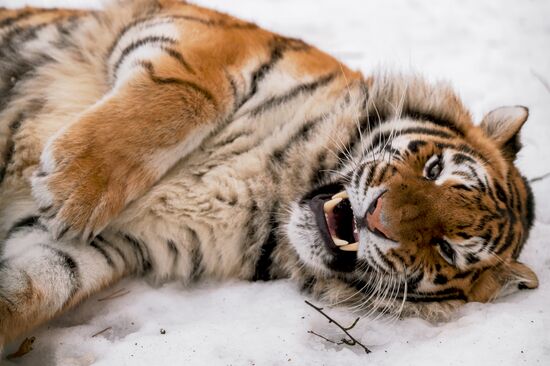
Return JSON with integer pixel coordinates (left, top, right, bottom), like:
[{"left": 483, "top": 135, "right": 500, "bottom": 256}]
[
  {"left": 31, "top": 53, "right": 235, "bottom": 242},
  {"left": 0, "top": 225, "right": 138, "bottom": 349}
]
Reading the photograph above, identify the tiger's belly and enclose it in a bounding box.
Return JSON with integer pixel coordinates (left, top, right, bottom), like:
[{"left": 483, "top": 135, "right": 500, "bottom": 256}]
[{"left": 110, "top": 119, "right": 292, "bottom": 283}]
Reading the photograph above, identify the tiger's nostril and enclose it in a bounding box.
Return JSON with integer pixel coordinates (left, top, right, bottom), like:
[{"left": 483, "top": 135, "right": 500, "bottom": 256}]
[
  {"left": 367, "top": 196, "right": 378, "bottom": 215},
  {"left": 365, "top": 191, "right": 395, "bottom": 241}
]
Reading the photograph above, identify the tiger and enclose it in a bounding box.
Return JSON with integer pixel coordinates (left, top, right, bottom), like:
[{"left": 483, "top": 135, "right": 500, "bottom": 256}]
[{"left": 0, "top": 0, "right": 539, "bottom": 351}]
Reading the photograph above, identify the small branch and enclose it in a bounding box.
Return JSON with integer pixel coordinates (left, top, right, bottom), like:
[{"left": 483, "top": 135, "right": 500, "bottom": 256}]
[
  {"left": 91, "top": 326, "right": 112, "bottom": 338},
  {"left": 531, "top": 69, "right": 550, "bottom": 94},
  {"left": 7, "top": 337, "right": 35, "bottom": 359},
  {"left": 307, "top": 330, "right": 341, "bottom": 345},
  {"left": 97, "top": 288, "right": 130, "bottom": 302},
  {"left": 343, "top": 317, "right": 360, "bottom": 331},
  {"left": 530, "top": 171, "right": 550, "bottom": 183},
  {"left": 305, "top": 300, "right": 371, "bottom": 354}
]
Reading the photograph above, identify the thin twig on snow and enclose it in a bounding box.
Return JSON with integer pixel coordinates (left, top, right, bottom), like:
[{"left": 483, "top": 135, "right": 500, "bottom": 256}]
[{"left": 305, "top": 300, "right": 371, "bottom": 354}]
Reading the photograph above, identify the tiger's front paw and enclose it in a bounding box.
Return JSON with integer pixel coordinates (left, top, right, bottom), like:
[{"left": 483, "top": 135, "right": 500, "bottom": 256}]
[{"left": 31, "top": 132, "right": 150, "bottom": 242}]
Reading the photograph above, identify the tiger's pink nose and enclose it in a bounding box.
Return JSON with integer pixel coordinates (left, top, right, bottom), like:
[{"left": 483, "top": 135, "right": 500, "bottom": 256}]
[{"left": 365, "top": 193, "right": 394, "bottom": 241}]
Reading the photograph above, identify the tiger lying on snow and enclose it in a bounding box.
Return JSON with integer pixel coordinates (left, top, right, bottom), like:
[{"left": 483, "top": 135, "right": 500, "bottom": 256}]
[{"left": 0, "top": 0, "right": 538, "bottom": 349}]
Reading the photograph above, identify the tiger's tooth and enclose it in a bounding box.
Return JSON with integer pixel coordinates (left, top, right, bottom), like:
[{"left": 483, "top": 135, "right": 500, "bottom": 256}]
[
  {"left": 339, "top": 242, "right": 359, "bottom": 251},
  {"left": 332, "top": 237, "right": 349, "bottom": 246},
  {"left": 323, "top": 197, "right": 342, "bottom": 213},
  {"left": 332, "top": 191, "right": 349, "bottom": 200}
]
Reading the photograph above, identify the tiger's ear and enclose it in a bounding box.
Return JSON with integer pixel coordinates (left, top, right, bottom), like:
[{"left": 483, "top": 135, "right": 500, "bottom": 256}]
[
  {"left": 480, "top": 106, "right": 529, "bottom": 161},
  {"left": 468, "top": 261, "right": 538, "bottom": 303}
]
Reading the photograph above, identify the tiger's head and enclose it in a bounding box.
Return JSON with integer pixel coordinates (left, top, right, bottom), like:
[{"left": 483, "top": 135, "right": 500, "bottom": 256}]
[{"left": 287, "top": 75, "right": 538, "bottom": 318}]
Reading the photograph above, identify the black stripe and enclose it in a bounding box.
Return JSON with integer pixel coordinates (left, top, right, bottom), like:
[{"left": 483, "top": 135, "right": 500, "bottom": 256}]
[
  {"left": 0, "top": 9, "right": 34, "bottom": 29},
  {"left": 238, "top": 43, "right": 285, "bottom": 109},
  {"left": 252, "top": 209, "right": 279, "bottom": 281},
  {"left": 453, "top": 152, "right": 475, "bottom": 165},
  {"left": 160, "top": 46, "right": 195, "bottom": 74},
  {"left": 407, "top": 139, "right": 427, "bottom": 153},
  {"left": 56, "top": 225, "right": 71, "bottom": 241},
  {"left": 205, "top": 37, "right": 310, "bottom": 136},
  {"left": 403, "top": 290, "right": 467, "bottom": 302},
  {"left": 521, "top": 176, "right": 535, "bottom": 230},
  {"left": 55, "top": 248, "right": 80, "bottom": 303},
  {"left": 383, "top": 146, "right": 402, "bottom": 159},
  {"left": 452, "top": 270, "right": 474, "bottom": 280},
  {"left": 508, "top": 174, "right": 521, "bottom": 212},
  {"left": 351, "top": 161, "right": 368, "bottom": 188},
  {"left": 96, "top": 235, "right": 130, "bottom": 269},
  {"left": 402, "top": 109, "right": 464, "bottom": 136},
  {"left": 367, "top": 127, "right": 455, "bottom": 153},
  {"left": 457, "top": 144, "right": 488, "bottom": 165},
  {"left": 108, "top": 14, "right": 256, "bottom": 62},
  {"left": 106, "top": 17, "right": 169, "bottom": 58},
  {"left": 452, "top": 171, "right": 473, "bottom": 179},
  {"left": 166, "top": 239, "right": 179, "bottom": 256},
  {"left": 123, "top": 233, "right": 152, "bottom": 273},
  {"left": 226, "top": 71, "right": 240, "bottom": 111},
  {"left": 374, "top": 244, "right": 395, "bottom": 271},
  {"left": 496, "top": 221, "right": 517, "bottom": 255},
  {"left": 90, "top": 239, "right": 115, "bottom": 268},
  {"left": 466, "top": 165, "right": 486, "bottom": 191},
  {"left": 270, "top": 116, "right": 323, "bottom": 163},
  {"left": 188, "top": 229, "right": 203, "bottom": 281},
  {"left": 451, "top": 184, "right": 473, "bottom": 191},
  {"left": 0, "top": 52, "right": 53, "bottom": 115},
  {"left": 372, "top": 163, "right": 389, "bottom": 186},
  {"left": 487, "top": 222, "right": 507, "bottom": 253},
  {"left": 54, "top": 14, "right": 81, "bottom": 40},
  {"left": 0, "top": 22, "right": 53, "bottom": 57},
  {"left": 6, "top": 215, "right": 39, "bottom": 237},
  {"left": 433, "top": 274, "right": 448, "bottom": 285},
  {"left": 137, "top": 61, "right": 216, "bottom": 105},
  {"left": 465, "top": 253, "right": 480, "bottom": 265},
  {"left": 364, "top": 163, "right": 377, "bottom": 187},
  {"left": 112, "top": 35, "right": 176, "bottom": 76},
  {"left": 248, "top": 73, "right": 336, "bottom": 117},
  {"left": 41, "top": 245, "right": 80, "bottom": 304},
  {"left": 1, "top": 99, "right": 45, "bottom": 184},
  {"left": 406, "top": 270, "right": 424, "bottom": 292},
  {"left": 166, "top": 239, "right": 180, "bottom": 274}
]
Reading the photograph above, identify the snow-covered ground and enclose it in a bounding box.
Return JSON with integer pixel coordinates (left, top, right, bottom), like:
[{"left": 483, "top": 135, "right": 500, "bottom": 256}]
[{"left": 2, "top": 0, "right": 550, "bottom": 365}]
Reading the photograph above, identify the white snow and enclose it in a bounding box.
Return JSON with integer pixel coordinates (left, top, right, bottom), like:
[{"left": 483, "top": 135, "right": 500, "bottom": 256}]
[{"left": 1, "top": 0, "right": 550, "bottom": 365}]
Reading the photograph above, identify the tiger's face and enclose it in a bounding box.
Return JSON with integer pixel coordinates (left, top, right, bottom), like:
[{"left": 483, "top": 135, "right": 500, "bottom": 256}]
[{"left": 288, "top": 102, "right": 538, "bottom": 311}]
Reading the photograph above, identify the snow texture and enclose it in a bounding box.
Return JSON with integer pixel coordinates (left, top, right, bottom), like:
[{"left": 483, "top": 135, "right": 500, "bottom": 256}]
[{"left": 1, "top": 0, "right": 550, "bottom": 365}]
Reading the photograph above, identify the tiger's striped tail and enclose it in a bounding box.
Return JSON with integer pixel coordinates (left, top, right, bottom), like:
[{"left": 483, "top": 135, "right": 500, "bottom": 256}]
[{"left": 0, "top": 222, "right": 138, "bottom": 349}]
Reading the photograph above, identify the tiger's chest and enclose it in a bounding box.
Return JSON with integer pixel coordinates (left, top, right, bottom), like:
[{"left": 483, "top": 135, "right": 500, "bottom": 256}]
[{"left": 109, "top": 91, "right": 361, "bottom": 281}]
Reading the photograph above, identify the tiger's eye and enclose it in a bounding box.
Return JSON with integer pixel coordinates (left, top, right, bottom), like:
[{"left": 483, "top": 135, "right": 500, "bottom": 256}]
[
  {"left": 425, "top": 156, "right": 443, "bottom": 180},
  {"left": 431, "top": 238, "right": 456, "bottom": 265}
]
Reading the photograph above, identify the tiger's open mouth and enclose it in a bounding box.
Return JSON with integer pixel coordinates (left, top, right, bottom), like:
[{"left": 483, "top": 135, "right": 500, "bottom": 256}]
[
  {"left": 302, "top": 183, "right": 358, "bottom": 271},
  {"left": 317, "top": 191, "right": 359, "bottom": 250}
]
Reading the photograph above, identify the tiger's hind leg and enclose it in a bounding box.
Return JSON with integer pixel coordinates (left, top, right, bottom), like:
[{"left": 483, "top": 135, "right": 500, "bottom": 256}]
[{"left": 0, "top": 221, "right": 139, "bottom": 350}]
